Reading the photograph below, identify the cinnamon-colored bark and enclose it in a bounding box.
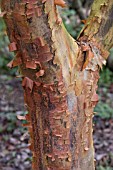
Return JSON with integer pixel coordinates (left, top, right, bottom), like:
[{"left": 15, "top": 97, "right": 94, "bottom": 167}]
[{"left": 1, "top": 0, "right": 113, "bottom": 169}]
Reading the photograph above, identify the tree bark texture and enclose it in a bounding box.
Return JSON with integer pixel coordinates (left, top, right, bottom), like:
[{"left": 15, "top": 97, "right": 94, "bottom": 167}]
[{"left": 1, "top": 0, "right": 113, "bottom": 169}]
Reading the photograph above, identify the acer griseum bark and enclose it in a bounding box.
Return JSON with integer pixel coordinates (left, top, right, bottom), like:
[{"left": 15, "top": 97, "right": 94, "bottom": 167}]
[{"left": 1, "top": 0, "right": 113, "bottom": 169}]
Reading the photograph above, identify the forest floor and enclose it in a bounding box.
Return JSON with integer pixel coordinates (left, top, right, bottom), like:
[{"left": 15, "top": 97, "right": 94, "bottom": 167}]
[{"left": 0, "top": 74, "right": 113, "bottom": 170}]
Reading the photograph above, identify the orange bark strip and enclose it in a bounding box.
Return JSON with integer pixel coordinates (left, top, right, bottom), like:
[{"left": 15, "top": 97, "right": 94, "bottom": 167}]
[
  {"left": 22, "top": 77, "right": 34, "bottom": 92},
  {"left": 42, "top": 0, "right": 47, "bottom": 3},
  {"left": 36, "top": 70, "right": 45, "bottom": 78},
  {"left": 17, "top": 115, "right": 26, "bottom": 120},
  {"left": 54, "top": 0, "right": 66, "bottom": 8},
  {"left": 26, "top": 61, "right": 37, "bottom": 69},
  {"left": 37, "top": 53, "right": 53, "bottom": 62},
  {"left": 7, "top": 60, "right": 14, "bottom": 69},
  {"left": 34, "top": 37, "right": 45, "bottom": 46},
  {"left": 8, "top": 42, "right": 17, "bottom": 52}
]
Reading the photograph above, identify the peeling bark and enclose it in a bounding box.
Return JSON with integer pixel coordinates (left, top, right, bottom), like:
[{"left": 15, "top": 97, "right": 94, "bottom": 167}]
[
  {"left": 79, "top": 0, "right": 113, "bottom": 50},
  {"left": 1, "top": 0, "right": 113, "bottom": 169}
]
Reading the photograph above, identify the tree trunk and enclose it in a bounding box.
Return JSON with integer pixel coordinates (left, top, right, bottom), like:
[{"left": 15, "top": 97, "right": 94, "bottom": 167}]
[{"left": 1, "top": 0, "right": 113, "bottom": 169}]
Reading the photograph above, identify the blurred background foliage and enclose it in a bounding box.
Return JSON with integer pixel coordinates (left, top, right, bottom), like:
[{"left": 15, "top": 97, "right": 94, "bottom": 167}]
[
  {"left": 0, "top": 0, "right": 113, "bottom": 169},
  {"left": 0, "top": 18, "right": 14, "bottom": 74}
]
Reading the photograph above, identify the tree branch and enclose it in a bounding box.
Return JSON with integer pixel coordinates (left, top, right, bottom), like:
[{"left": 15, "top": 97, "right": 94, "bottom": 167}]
[{"left": 79, "top": 0, "right": 113, "bottom": 51}]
